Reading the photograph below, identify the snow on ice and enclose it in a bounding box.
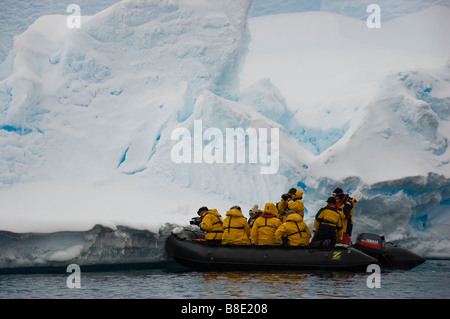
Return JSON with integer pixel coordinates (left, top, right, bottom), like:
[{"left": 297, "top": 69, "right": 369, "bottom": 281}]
[{"left": 0, "top": 0, "right": 449, "bottom": 269}]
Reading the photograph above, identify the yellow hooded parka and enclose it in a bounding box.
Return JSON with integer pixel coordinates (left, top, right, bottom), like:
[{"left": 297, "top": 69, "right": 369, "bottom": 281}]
[
  {"left": 221, "top": 208, "right": 251, "bottom": 245},
  {"left": 275, "top": 211, "right": 311, "bottom": 246},
  {"left": 199, "top": 209, "right": 224, "bottom": 241},
  {"left": 250, "top": 203, "right": 282, "bottom": 246}
]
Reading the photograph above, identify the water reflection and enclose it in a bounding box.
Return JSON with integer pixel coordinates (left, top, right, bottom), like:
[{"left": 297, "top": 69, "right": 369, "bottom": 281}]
[
  {"left": 0, "top": 261, "right": 446, "bottom": 298},
  {"left": 311, "top": 272, "right": 357, "bottom": 298},
  {"left": 198, "top": 271, "right": 360, "bottom": 299}
]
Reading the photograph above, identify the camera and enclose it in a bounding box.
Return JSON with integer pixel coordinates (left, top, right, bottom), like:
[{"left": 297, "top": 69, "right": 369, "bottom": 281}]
[{"left": 190, "top": 216, "right": 202, "bottom": 226}]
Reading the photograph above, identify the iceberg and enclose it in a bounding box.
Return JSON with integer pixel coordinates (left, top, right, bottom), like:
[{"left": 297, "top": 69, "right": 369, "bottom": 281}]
[
  {"left": 0, "top": 1, "right": 449, "bottom": 271},
  {"left": 0, "top": 224, "right": 174, "bottom": 271}
]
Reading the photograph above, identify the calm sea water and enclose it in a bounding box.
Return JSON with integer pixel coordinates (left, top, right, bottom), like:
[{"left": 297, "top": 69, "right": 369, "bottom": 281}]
[{"left": 0, "top": 260, "right": 448, "bottom": 299}]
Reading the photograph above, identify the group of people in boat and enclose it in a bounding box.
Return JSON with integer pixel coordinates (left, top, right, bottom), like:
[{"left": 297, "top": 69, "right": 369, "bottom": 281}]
[{"left": 192, "top": 187, "right": 357, "bottom": 248}]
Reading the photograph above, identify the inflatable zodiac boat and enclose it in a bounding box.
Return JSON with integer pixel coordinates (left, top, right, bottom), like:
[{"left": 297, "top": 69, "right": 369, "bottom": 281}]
[{"left": 165, "top": 229, "right": 425, "bottom": 271}]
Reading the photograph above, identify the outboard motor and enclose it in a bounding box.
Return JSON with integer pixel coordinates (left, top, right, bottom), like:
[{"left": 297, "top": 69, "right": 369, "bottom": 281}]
[
  {"left": 353, "top": 233, "right": 426, "bottom": 270},
  {"left": 354, "top": 233, "right": 386, "bottom": 257}
]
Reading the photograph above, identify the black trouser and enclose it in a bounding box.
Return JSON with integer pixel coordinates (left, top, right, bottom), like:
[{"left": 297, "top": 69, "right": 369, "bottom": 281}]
[{"left": 311, "top": 224, "right": 337, "bottom": 247}]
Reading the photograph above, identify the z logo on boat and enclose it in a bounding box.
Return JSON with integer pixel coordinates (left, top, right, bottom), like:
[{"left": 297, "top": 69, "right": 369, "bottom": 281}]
[{"left": 333, "top": 252, "right": 341, "bottom": 260}]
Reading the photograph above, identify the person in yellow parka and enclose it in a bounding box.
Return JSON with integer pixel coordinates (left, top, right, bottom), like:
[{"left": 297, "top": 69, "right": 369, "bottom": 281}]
[
  {"left": 221, "top": 206, "right": 251, "bottom": 245},
  {"left": 286, "top": 198, "right": 305, "bottom": 218},
  {"left": 275, "top": 210, "right": 311, "bottom": 246},
  {"left": 250, "top": 203, "right": 282, "bottom": 246},
  {"left": 197, "top": 207, "right": 224, "bottom": 246},
  {"left": 310, "top": 197, "right": 343, "bottom": 248},
  {"left": 277, "top": 188, "right": 305, "bottom": 222}
]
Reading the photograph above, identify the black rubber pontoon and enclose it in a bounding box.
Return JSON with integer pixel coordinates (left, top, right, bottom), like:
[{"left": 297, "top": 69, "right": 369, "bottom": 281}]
[{"left": 165, "top": 229, "right": 377, "bottom": 271}]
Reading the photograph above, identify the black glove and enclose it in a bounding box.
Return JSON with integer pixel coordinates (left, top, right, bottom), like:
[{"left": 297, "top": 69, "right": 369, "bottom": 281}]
[
  {"left": 281, "top": 193, "right": 292, "bottom": 201},
  {"left": 190, "top": 216, "right": 202, "bottom": 226}
]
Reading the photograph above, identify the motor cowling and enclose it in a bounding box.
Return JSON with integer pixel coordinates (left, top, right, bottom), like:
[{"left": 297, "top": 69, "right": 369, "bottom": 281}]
[{"left": 353, "top": 233, "right": 386, "bottom": 256}]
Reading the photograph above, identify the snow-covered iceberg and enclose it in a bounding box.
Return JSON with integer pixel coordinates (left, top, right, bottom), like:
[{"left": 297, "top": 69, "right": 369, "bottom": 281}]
[{"left": 0, "top": 0, "right": 449, "bottom": 271}]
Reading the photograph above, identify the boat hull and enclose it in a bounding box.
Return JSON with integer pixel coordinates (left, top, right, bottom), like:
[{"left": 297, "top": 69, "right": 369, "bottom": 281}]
[{"left": 165, "top": 231, "right": 377, "bottom": 271}]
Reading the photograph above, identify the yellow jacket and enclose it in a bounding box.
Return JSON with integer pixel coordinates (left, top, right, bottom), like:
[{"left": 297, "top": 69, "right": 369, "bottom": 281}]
[
  {"left": 250, "top": 203, "right": 282, "bottom": 245},
  {"left": 313, "top": 205, "right": 343, "bottom": 236},
  {"left": 221, "top": 208, "right": 251, "bottom": 245},
  {"left": 287, "top": 200, "right": 305, "bottom": 218},
  {"left": 275, "top": 212, "right": 311, "bottom": 246},
  {"left": 277, "top": 189, "right": 304, "bottom": 217},
  {"left": 199, "top": 209, "right": 223, "bottom": 241}
]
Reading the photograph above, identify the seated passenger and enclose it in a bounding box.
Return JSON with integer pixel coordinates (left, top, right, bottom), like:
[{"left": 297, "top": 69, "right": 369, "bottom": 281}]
[
  {"left": 275, "top": 210, "right": 311, "bottom": 246},
  {"left": 286, "top": 198, "right": 305, "bottom": 218},
  {"left": 248, "top": 205, "right": 261, "bottom": 228},
  {"left": 197, "top": 206, "right": 224, "bottom": 246},
  {"left": 310, "top": 197, "right": 343, "bottom": 248},
  {"left": 250, "top": 203, "right": 282, "bottom": 246},
  {"left": 221, "top": 206, "right": 251, "bottom": 245}
]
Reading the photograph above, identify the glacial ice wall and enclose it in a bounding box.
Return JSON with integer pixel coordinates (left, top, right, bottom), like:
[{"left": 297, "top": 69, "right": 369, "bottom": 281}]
[
  {"left": 0, "top": 224, "right": 173, "bottom": 271},
  {"left": 0, "top": 0, "right": 254, "bottom": 185}
]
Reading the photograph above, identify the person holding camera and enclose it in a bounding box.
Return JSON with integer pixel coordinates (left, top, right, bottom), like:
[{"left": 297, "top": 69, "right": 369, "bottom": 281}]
[
  {"left": 194, "top": 206, "right": 224, "bottom": 246},
  {"left": 277, "top": 188, "right": 305, "bottom": 222}
]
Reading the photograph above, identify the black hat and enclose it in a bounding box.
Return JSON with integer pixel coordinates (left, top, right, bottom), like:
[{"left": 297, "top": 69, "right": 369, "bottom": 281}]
[
  {"left": 326, "top": 197, "right": 337, "bottom": 204},
  {"left": 332, "top": 188, "right": 344, "bottom": 196},
  {"left": 197, "top": 206, "right": 209, "bottom": 215},
  {"left": 288, "top": 188, "right": 297, "bottom": 195}
]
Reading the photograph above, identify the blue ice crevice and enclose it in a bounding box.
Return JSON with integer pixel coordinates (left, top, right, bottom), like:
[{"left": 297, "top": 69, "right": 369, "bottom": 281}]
[{"left": 117, "top": 146, "right": 130, "bottom": 168}]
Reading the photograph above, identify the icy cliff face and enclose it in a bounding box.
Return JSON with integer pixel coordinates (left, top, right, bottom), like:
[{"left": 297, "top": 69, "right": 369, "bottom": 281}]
[
  {"left": 0, "top": 224, "right": 173, "bottom": 270},
  {"left": 0, "top": 0, "right": 310, "bottom": 219},
  {"left": 0, "top": 0, "right": 253, "bottom": 184},
  {"left": 311, "top": 66, "right": 450, "bottom": 184},
  {"left": 0, "top": 0, "right": 449, "bottom": 263}
]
